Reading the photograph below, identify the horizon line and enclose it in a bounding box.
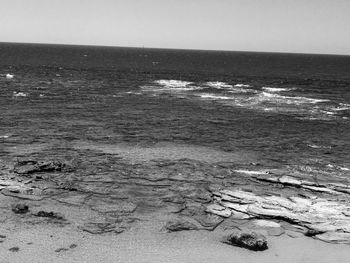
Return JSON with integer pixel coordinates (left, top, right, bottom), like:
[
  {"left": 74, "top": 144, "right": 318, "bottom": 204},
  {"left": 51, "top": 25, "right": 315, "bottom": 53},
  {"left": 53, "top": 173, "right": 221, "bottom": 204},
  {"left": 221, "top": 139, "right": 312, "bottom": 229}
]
[{"left": 1, "top": 41, "right": 350, "bottom": 57}]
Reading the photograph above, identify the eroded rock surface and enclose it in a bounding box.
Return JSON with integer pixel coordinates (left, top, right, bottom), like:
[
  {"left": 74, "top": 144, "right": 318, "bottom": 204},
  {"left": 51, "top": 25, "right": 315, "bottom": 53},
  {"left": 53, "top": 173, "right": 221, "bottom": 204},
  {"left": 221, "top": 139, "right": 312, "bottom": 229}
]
[
  {"left": 13, "top": 159, "right": 70, "bottom": 175},
  {"left": 1, "top": 149, "right": 350, "bottom": 245},
  {"left": 211, "top": 189, "right": 350, "bottom": 243}
]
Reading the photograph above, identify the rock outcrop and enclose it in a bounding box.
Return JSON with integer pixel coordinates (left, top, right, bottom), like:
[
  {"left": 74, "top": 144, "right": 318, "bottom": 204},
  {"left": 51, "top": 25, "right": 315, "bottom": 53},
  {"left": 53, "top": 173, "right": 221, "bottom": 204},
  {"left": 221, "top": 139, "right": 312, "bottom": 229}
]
[
  {"left": 210, "top": 189, "right": 350, "bottom": 244},
  {"left": 11, "top": 203, "right": 29, "bottom": 214},
  {"left": 13, "top": 159, "right": 69, "bottom": 175}
]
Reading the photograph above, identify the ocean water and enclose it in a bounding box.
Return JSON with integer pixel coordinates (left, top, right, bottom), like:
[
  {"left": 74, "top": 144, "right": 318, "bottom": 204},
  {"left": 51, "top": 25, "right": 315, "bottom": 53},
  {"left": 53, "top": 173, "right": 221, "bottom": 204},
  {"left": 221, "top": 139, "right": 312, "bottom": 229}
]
[{"left": 0, "top": 42, "right": 350, "bottom": 172}]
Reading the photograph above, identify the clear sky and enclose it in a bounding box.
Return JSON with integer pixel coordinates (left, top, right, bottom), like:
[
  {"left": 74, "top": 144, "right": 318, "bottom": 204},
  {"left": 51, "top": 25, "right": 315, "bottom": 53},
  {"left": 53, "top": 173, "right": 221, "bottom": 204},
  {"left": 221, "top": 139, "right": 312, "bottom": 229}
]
[{"left": 1, "top": 0, "right": 350, "bottom": 55}]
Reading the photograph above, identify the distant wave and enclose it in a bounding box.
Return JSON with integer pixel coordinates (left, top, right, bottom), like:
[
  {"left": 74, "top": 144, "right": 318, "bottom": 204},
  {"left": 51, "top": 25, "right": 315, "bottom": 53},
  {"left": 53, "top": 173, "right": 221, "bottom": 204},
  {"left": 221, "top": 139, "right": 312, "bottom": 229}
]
[
  {"left": 206, "top": 81, "right": 232, "bottom": 89},
  {"left": 227, "top": 88, "right": 258, "bottom": 94},
  {"left": 140, "top": 79, "right": 346, "bottom": 121},
  {"left": 154, "top": 79, "right": 192, "bottom": 88},
  {"left": 199, "top": 93, "right": 233, "bottom": 100},
  {"left": 234, "top": 84, "right": 251, "bottom": 88},
  {"left": 259, "top": 92, "right": 329, "bottom": 104},
  {"left": 307, "top": 144, "right": 332, "bottom": 149},
  {"left": 262, "top": 87, "right": 295, "bottom": 92},
  {"left": 142, "top": 85, "right": 202, "bottom": 92}
]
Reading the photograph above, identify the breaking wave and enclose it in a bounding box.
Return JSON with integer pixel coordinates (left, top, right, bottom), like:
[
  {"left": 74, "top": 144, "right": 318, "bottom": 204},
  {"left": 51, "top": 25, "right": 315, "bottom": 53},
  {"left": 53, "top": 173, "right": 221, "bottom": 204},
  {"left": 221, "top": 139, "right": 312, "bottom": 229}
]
[
  {"left": 139, "top": 79, "right": 347, "bottom": 121},
  {"left": 234, "top": 84, "right": 251, "bottom": 88},
  {"left": 199, "top": 94, "right": 233, "bottom": 100},
  {"left": 262, "top": 87, "right": 295, "bottom": 92},
  {"left": 258, "top": 92, "right": 329, "bottom": 105},
  {"left": 13, "top": 91, "right": 28, "bottom": 97},
  {"left": 154, "top": 80, "right": 193, "bottom": 88},
  {"left": 206, "top": 81, "right": 232, "bottom": 89}
]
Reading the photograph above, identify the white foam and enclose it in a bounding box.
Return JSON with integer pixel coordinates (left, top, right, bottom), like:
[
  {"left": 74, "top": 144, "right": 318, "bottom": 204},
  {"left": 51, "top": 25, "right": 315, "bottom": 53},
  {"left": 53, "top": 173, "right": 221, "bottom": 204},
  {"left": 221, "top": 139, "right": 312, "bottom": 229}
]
[
  {"left": 262, "top": 87, "right": 294, "bottom": 92},
  {"left": 206, "top": 81, "right": 232, "bottom": 89},
  {"left": 259, "top": 92, "right": 329, "bottom": 104},
  {"left": 142, "top": 85, "right": 202, "bottom": 92},
  {"left": 199, "top": 94, "right": 232, "bottom": 100},
  {"left": 331, "top": 103, "right": 350, "bottom": 111},
  {"left": 13, "top": 91, "right": 28, "bottom": 97},
  {"left": 6, "top": 73, "right": 14, "bottom": 79},
  {"left": 125, "top": 91, "right": 142, "bottom": 95},
  {"left": 155, "top": 80, "right": 192, "bottom": 88},
  {"left": 307, "top": 144, "right": 331, "bottom": 149},
  {"left": 227, "top": 88, "right": 258, "bottom": 94},
  {"left": 0, "top": 135, "right": 10, "bottom": 139},
  {"left": 234, "top": 84, "right": 251, "bottom": 88}
]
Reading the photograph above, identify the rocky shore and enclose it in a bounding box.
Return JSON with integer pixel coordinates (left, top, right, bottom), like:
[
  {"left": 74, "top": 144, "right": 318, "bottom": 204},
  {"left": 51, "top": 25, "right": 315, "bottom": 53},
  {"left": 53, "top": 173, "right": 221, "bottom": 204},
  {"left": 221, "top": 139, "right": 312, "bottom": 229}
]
[{"left": 0, "top": 142, "right": 350, "bottom": 261}]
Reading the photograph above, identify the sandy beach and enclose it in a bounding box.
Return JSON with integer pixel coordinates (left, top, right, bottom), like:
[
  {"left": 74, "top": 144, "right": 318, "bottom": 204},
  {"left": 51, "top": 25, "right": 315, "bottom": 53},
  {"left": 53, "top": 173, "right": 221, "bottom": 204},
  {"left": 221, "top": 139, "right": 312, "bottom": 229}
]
[{"left": 1, "top": 216, "right": 350, "bottom": 263}]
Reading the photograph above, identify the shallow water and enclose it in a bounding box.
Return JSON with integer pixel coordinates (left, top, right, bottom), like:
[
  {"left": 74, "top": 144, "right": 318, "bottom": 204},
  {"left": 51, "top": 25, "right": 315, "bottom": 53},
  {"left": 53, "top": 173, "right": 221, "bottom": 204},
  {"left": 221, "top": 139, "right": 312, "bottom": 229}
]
[{"left": 0, "top": 43, "right": 349, "bottom": 173}]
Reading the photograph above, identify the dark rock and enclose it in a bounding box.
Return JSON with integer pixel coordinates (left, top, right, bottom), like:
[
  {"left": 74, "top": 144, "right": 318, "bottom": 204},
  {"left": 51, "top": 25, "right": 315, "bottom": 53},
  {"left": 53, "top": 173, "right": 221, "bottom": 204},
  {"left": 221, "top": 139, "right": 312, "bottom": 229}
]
[
  {"left": 69, "top": 244, "right": 77, "bottom": 249},
  {"left": 305, "top": 229, "right": 325, "bottom": 237},
  {"left": 55, "top": 247, "right": 69, "bottom": 252},
  {"left": 165, "top": 219, "right": 198, "bottom": 232},
  {"left": 35, "top": 211, "right": 65, "bottom": 220},
  {"left": 222, "top": 230, "right": 268, "bottom": 251},
  {"left": 9, "top": 246, "right": 20, "bottom": 252},
  {"left": 11, "top": 203, "right": 29, "bottom": 214},
  {"left": 14, "top": 159, "right": 69, "bottom": 175},
  {"left": 80, "top": 222, "right": 123, "bottom": 234}
]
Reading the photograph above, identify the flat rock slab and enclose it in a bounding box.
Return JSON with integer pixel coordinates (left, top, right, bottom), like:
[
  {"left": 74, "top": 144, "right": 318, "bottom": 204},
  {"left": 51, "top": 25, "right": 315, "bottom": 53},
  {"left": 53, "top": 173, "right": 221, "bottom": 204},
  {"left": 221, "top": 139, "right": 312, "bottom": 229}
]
[
  {"left": 86, "top": 198, "right": 137, "bottom": 214},
  {"left": 315, "top": 232, "right": 350, "bottom": 244},
  {"left": 253, "top": 220, "right": 281, "bottom": 228},
  {"left": 205, "top": 204, "right": 231, "bottom": 218},
  {"left": 211, "top": 189, "right": 350, "bottom": 244},
  {"left": 165, "top": 219, "right": 198, "bottom": 232},
  {"left": 194, "top": 214, "right": 223, "bottom": 230},
  {"left": 2, "top": 189, "right": 44, "bottom": 201}
]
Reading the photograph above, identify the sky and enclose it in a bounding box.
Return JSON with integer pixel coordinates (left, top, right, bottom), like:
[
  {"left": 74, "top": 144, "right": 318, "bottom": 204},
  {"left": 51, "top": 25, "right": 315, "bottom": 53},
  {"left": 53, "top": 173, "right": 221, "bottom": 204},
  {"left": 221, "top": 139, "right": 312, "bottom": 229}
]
[{"left": 0, "top": 0, "right": 350, "bottom": 55}]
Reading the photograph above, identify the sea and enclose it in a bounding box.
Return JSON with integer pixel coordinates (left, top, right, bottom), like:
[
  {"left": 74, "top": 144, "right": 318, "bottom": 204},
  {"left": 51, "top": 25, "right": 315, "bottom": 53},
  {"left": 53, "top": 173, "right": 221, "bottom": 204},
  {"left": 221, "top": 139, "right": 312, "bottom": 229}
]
[{"left": 0, "top": 42, "right": 350, "bottom": 174}]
